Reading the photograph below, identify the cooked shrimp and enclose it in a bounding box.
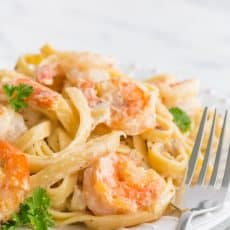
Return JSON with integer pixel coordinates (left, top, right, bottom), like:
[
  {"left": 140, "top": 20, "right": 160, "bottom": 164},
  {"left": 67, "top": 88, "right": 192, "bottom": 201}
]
[
  {"left": 73, "top": 77, "right": 156, "bottom": 134},
  {"left": 70, "top": 78, "right": 156, "bottom": 135},
  {"left": 36, "top": 52, "right": 113, "bottom": 86},
  {"left": 83, "top": 152, "right": 165, "bottom": 215},
  {"left": 0, "top": 72, "right": 77, "bottom": 134},
  {"left": 37, "top": 63, "right": 103, "bottom": 107},
  {"left": 0, "top": 76, "right": 59, "bottom": 111},
  {"left": 0, "top": 140, "right": 29, "bottom": 221},
  {"left": 14, "top": 78, "right": 59, "bottom": 110},
  {"left": 0, "top": 106, "right": 27, "bottom": 141},
  {"left": 35, "top": 53, "right": 111, "bottom": 107},
  {"left": 103, "top": 79, "right": 156, "bottom": 135}
]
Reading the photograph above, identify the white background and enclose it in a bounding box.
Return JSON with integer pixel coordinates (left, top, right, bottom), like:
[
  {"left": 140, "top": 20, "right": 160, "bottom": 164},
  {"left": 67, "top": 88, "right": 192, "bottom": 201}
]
[{"left": 0, "top": 0, "right": 230, "bottom": 93}]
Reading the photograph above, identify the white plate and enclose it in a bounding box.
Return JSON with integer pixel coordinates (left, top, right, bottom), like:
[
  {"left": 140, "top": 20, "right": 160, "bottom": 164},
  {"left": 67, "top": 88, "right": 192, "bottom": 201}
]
[{"left": 58, "top": 67, "right": 230, "bottom": 230}]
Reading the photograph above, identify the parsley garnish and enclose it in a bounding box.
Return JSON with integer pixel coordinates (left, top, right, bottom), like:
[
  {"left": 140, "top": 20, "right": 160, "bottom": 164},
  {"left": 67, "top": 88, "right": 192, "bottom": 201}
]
[
  {"left": 169, "top": 107, "right": 192, "bottom": 133},
  {"left": 3, "top": 83, "right": 33, "bottom": 111},
  {"left": 2, "top": 188, "right": 54, "bottom": 230}
]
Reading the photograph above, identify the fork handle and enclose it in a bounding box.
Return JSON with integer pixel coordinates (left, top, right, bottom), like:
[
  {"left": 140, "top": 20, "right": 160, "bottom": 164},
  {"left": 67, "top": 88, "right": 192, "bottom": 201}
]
[
  {"left": 176, "top": 205, "right": 222, "bottom": 230},
  {"left": 176, "top": 210, "right": 194, "bottom": 230}
]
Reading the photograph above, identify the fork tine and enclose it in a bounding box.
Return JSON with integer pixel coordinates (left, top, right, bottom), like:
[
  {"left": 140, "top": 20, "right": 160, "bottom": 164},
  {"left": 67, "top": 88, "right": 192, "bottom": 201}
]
[
  {"left": 209, "top": 110, "right": 228, "bottom": 186},
  {"left": 197, "top": 109, "right": 217, "bottom": 185},
  {"left": 185, "top": 107, "right": 208, "bottom": 185},
  {"left": 221, "top": 144, "right": 230, "bottom": 188}
]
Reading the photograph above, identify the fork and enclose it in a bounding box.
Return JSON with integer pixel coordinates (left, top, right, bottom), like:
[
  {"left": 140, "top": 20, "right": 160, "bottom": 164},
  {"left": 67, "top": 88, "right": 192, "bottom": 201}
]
[{"left": 176, "top": 107, "right": 229, "bottom": 230}]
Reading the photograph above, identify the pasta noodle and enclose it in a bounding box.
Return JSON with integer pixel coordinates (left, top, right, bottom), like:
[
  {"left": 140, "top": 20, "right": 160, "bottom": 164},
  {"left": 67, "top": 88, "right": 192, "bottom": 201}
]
[
  {"left": 0, "top": 44, "right": 222, "bottom": 229},
  {"left": 30, "top": 131, "right": 123, "bottom": 190}
]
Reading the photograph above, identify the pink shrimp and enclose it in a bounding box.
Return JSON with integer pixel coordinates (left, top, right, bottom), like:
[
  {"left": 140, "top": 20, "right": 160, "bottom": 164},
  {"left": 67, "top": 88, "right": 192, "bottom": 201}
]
[
  {"left": 35, "top": 52, "right": 113, "bottom": 86},
  {"left": 105, "top": 79, "right": 156, "bottom": 135},
  {"left": 0, "top": 140, "right": 29, "bottom": 221},
  {"left": 13, "top": 78, "right": 59, "bottom": 110},
  {"left": 83, "top": 152, "right": 165, "bottom": 215},
  {"left": 0, "top": 76, "right": 59, "bottom": 111}
]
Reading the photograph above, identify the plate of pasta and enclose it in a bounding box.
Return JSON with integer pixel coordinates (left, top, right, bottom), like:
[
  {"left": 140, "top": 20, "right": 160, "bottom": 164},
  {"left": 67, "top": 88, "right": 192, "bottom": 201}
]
[{"left": 0, "top": 44, "right": 227, "bottom": 230}]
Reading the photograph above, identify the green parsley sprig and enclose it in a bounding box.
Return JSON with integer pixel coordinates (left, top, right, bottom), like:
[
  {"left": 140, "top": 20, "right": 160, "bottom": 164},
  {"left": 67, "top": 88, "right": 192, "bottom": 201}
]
[
  {"left": 169, "top": 107, "right": 192, "bottom": 133},
  {"left": 2, "top": 188, "right": 54, "bottom": 230},
  {"left": 3, "top": 83, "right": 33, "bottom": 111}
]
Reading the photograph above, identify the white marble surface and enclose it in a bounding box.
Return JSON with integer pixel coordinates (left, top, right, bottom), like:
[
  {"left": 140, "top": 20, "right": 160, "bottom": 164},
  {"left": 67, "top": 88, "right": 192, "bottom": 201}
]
[{"left": 0, "top": 0, "right": 230, "bottom": 94}]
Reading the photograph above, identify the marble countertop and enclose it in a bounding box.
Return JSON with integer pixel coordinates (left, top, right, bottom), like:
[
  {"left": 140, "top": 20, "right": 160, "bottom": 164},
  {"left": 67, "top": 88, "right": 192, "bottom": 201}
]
[{"left": 0, "top": 0, "right": 230, "bottom": 93}]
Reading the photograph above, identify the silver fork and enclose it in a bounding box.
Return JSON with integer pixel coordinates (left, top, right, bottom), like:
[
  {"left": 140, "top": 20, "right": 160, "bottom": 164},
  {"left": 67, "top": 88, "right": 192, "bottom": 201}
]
[{"left": 176, "top": 107, "right": 229, "bottom": 230}]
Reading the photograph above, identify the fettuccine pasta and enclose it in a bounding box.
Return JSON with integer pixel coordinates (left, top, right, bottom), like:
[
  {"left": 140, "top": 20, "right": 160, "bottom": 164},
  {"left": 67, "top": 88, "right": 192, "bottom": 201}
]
[{"left": 0, "top": 45, "right": 222, "bottom": 229}]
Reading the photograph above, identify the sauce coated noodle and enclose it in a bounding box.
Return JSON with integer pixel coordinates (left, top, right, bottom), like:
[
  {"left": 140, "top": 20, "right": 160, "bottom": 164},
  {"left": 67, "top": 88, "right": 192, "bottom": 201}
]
[{"left": 0, "top": 45, "right": 222, "bottom": 229}]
